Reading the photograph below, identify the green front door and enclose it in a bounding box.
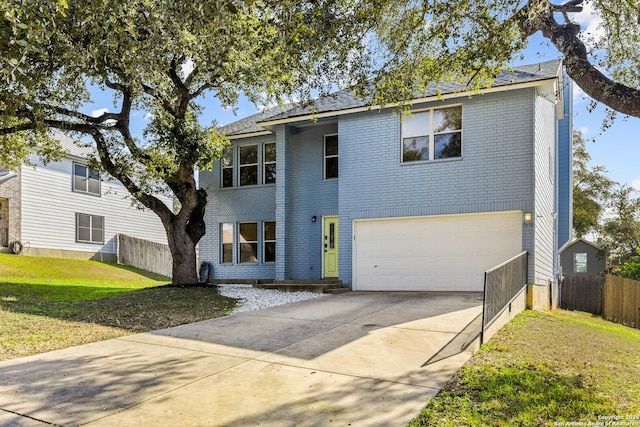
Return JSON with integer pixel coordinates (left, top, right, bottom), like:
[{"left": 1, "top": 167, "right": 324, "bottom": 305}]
[{"left": 323, "top": 216, "right": 339, "bottom": 278}]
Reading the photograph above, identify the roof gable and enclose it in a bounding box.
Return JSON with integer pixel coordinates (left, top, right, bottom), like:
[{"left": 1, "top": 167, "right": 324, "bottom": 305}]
[{"left": 559, "top": 237, "right": 603, "bottom": 254}]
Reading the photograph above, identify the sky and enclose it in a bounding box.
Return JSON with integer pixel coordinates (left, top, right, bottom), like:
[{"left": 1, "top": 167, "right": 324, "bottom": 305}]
[{"left": 86, "top": 8, "right": 640, "bottom": 192}]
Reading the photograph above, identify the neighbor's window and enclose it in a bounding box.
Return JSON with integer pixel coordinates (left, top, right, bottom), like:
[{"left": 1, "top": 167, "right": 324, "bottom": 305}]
[
  {"left": 324, "top": 134, "right": 338, "bottom": 179},
  {"left": 73, "top": 163, "right": 101, "bottom": 195},
  {"left": 402, "top": 106, "right": 462, "bottom": 162},
  {"left": 221, "top": 148, "right": 234, "bottom": 188},
  {"left": 264, "top": 142, "right": 276, "bottom": 184},
  {"left": 574, "top": 253, "right": 587, "bottom": 273},
  {"left": 239, "top": 222, "right": 258, "bottom": 263},
  {"left": 76, "top": 213, "right": 104, "bottom": 244},
  {"left": 264, "top": 221, "right": 276, "bottom": 262},
  {"left": 239, "top": 144, "right": 258, "bottom": 186},
  {"left": 221, "top": 223, "right": 233, "bottom": 263}
]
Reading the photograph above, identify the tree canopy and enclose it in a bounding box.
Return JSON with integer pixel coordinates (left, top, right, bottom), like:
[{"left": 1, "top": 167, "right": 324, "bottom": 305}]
[
  {"left": 1, "top": 0, "right": 378, "bottom": 284},
  {"left": 572, "top": 130, "right": 614, "bottom": 238},
  {"left": 2, "top": 0, "right": 640, "bottom": 284}
]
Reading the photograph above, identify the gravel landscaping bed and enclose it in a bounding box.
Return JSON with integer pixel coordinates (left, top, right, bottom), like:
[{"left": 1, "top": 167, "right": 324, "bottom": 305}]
[{"left": 216, "top": 284, "right": 328, "bottom": 314}]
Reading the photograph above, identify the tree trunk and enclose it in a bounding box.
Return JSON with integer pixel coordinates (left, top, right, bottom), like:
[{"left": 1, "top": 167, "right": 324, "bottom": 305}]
[
  {"left": 164, "top": 187, "right": 208, "bottom": 286},
  {"left": 167, "top": 222, "right": 200, "bottom": 286}
]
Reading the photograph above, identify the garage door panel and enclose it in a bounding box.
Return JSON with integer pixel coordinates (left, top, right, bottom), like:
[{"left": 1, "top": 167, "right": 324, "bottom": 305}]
[{"left": 354, "top": 211, "right": 522, "bottom": 291}]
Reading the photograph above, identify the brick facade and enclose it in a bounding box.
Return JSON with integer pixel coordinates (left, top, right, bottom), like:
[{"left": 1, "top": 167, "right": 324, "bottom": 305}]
[
  {"left": 0, "top": 171, "right": 22, "bottom": 249},
  {"left": 199, "top": 79, "right": 572, "bottom": 288}
]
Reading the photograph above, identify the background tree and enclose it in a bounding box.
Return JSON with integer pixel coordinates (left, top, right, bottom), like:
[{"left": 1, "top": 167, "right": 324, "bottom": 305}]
[
  {"left": 617, "top": 249, "right": 640, "bottom": 281},
  {"left": 598, "top": 184, "right": 640, "bottom": 262},
  {"left": 364, "top": 0, "right": 640, "bottom": 120},
  {"left": 572, "top": 130, "right": 614, "bottom": 237},
  {"left": 0, "top": 0, "right": 376, "bottom": 285}
]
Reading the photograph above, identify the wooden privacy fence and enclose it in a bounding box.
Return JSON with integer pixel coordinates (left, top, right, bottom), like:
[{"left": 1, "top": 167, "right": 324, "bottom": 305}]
[
  {"left": 117, "top": 234, "right": 172, "bottom": 278},
  {"left": 561, "top": 274, "right": 604, "bottom": 315},
  {"left": 561, "top": 274, "right": 640, "bottom": 329},
  {"left": 604, "top": 275, "right": 640, "bottom": 329}
]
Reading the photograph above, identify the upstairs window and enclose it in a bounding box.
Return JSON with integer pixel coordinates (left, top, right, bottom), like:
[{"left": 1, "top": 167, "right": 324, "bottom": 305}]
[
  {"left": 221, "top": 149, "right": 234, "bottom": 188},
  {"left": 324, "top": 134, "right": 338, "bottom": 179},
  {"left": 239, "top": 144, "right": 258, "bottom": 186},
  {"left": 402, "top": 106, "right": 462, "bottom": 162},
  {"left": 73, "top": 163, "right": 101, "bottom": 195},
  {"left": 264, "top": 142, "right": 276, "bottom": 184}
]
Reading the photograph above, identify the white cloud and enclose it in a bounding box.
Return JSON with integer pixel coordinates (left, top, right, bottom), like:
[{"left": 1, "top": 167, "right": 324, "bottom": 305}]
[
  {"left": 181, "top": 58, "right": 195, "bottom": 78},
  {"left": 632, "top": 179, "right": 640, "bottom": 192},
  {"left": 89, "top": 107, "right": 116, "bottom": 125},
  {"left": 143, "top": 112, "right": 154, "bottom": 120},
  {"left": 572, "top": 81, "right": 588, "bottom": 104},
  {"left": 574, "top": 2, "right": 605, "bottom": 46},
  {"left": 576, "top": 125, "right": 589, "bottom": 136},
  {"left": 90, "top": 107, "right": 109, "bottom": 118}
]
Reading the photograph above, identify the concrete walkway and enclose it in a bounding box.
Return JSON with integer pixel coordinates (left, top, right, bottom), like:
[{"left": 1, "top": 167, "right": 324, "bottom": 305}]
[{"left": 0, "top": 292, "right": 483, "bottom": 427}]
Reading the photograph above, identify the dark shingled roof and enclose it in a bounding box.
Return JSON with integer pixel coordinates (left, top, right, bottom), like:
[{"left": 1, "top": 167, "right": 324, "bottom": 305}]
[
  {"left": 223, "top": 59, "right": 562, "bottom": 137},
  {"left": 219, "top": 105, "right": 291, "bottom": 137}
]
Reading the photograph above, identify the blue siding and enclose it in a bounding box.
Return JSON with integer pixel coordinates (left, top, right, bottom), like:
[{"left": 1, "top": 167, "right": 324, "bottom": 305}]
[
  {"left": 200, "top": 134, "right": 277, "bottom": 280},
  {"left": 198, "top": 85, "right": 568, "bottom": 288},
  {"left": 285, "top": 123, "right": 339, "bottom": 279},
  {"left": 557, "top": 77, "right": 573, "bottom": 250},
  {"left": 338, "top": 89, "right": 537, "bottom": 285}
]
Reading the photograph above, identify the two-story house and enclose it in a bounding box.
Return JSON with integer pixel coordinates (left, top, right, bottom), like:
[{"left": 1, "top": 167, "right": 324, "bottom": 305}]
[
  {"left": 0, "top": 131, "right": 169, "bottom": 262},
  {"left": 198, "top": 59, "right": 573, "bottom": 291}
]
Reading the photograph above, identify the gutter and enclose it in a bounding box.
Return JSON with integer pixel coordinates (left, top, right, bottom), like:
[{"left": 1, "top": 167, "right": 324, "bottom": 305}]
[{"left": 0, "top": 172, "right": 16, "bottom": 183}]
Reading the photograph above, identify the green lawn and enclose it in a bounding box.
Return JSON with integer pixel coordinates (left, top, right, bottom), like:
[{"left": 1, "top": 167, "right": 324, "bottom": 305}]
[
  {"left": 409, "top": 310, "right": 640, "bottom": 426},
  {"left": 0, "top": 254, "right": 236, "bottom": 361}
]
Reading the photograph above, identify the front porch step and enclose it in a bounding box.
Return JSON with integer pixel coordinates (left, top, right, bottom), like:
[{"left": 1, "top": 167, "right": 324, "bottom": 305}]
[{"left": 254, "top": 280, "right": 350, "bottom": 294}]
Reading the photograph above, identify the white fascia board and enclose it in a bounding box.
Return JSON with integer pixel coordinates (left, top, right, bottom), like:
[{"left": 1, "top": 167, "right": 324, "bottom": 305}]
[{"left": 224, "top": 130, "right": 273, "bottom": 140}]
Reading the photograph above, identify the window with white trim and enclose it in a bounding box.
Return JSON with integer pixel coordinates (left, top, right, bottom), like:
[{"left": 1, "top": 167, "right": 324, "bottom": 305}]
[
  {"left": 73, "top": 163, "right": 101, "bottom": 195},
  {"left": 239, "top": 222, "right": 258, "bottom": 263},
  {"left": 402, "top": 106, "right": 462, "bottom": 162},
  {"left": 239, "top": 144, "right": 258, "bottom": 186},
  {"left": 264, "top": 142, "right": 276, "bottom": 184},
  {"left": 221, "top": 223, "right": 234, "bottom": 263},
  {"left": 221, "top": 148, "right": 233, "bottom": 188},
  {"left": 76, "top": 213, "right": 104, "bottom": 244},
  {"left": 574, "top": 253, "right": 587, "bottom": 273},
  {"left": 264, "top": 221, "right": 276, "bottom": 262},
  {"left": 324, "top": 134, "right": 338, "bottom": 179}
]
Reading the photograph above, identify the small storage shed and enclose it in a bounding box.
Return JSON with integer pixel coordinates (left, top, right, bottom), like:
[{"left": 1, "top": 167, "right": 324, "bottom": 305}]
[{"left": 559, "top": 238, "right": 606, "bottom": 276}]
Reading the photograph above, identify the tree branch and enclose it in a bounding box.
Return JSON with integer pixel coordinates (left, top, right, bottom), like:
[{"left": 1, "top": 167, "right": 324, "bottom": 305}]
[
  {"left": 516, "top": 0, "right": 640, "bottom": 118},
  {"left": 168, "top": 56, "right": 191, "bottom": 117},
  {"left": 90, "top": 128, "right": 173, "bottom": 223}
]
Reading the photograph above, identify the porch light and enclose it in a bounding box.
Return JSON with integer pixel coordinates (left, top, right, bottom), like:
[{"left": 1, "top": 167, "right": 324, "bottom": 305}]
[
  {"left": 311, "top": 216, "right": 317, "bottom": 223},
  {"left": 523, "top": 212, "right": 533, "bottom": 222}
]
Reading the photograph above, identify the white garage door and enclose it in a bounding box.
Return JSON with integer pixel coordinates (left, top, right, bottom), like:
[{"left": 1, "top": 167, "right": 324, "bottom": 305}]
[{"left": 353, "top": 211, "right": 522, "bottom": 291}]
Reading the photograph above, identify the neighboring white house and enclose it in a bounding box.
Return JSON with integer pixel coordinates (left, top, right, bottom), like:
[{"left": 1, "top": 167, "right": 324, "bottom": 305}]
[{"left": 0, "top": 131, "right": 169, "bottom": 262}]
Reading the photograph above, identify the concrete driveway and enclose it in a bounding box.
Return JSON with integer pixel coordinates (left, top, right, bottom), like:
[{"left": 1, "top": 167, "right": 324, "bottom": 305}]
[{"left": 0, "top": 291, "right": 483, "bottom": 427}]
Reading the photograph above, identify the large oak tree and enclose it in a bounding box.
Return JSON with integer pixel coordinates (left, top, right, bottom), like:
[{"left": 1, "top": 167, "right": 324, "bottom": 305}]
[
  {"left": 2, "top": 0, "right": 639, "bottom": 284},
  {"left": 0, "top": 0, "right": 375, "bottom": 284}
]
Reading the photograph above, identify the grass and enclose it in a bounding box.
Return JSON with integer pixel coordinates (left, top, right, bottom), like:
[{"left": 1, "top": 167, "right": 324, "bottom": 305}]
[
  {"left": 409, "top": 310, "right": 640, "bottom": 427},
  {"left": 0, "top": 254, "right": 237, "bottom": 361}
]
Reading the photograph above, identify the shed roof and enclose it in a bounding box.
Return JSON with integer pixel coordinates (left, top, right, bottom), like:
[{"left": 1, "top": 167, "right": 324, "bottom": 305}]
[{"left": 559, "top": 237, "right": 603, "bottom": 254}]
